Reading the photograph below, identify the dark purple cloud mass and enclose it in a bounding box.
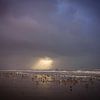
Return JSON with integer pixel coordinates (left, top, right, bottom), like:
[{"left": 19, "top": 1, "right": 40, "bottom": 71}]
[{"left": 0, "top": 0, "right": 100, "bottom": 70}]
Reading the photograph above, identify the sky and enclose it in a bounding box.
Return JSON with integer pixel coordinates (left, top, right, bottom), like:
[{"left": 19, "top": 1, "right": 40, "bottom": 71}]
[{"left": 0, "top": 0, "right": 100, "bottom": 70}]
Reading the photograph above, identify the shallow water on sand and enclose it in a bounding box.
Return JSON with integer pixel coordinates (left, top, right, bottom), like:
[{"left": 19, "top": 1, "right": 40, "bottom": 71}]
[{"left": 0, "top": 71, "right": 100, "bottom": 100}]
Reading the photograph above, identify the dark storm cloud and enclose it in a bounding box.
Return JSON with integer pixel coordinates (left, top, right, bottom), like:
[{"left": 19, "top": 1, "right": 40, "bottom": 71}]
[
  {"left": 0, "top": 0, "right": 100, "bottom": 69},
  {"left": 0, "top": 0, "right": 8, "bottom": 17},
  {"left": 72, "top": 0, "right": 100, "bottom": 17}
]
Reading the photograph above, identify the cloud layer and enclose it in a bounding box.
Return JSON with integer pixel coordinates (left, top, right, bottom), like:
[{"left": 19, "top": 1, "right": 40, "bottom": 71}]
[{"left": 0, "top": 0, "right": 100, "bottom": 69}]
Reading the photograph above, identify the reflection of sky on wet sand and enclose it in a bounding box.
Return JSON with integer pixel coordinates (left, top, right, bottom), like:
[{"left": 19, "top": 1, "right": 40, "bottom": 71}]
[{"left": 0, "top": 71, "right": 100, "bottom": 100}]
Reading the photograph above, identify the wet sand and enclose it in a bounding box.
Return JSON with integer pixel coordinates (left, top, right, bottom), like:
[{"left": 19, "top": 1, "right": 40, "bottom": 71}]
[{"left": 0, "top": 71, "right": 100, "bottom": 100}]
